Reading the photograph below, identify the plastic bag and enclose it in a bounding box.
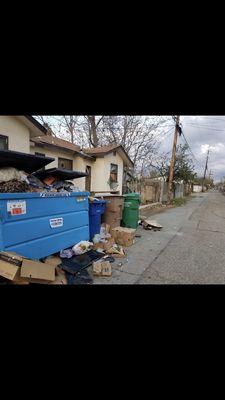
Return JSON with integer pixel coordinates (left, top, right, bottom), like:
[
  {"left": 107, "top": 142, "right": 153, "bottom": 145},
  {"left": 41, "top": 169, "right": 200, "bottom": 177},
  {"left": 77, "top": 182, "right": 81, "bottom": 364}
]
[
  {"left": 72, "top": 241, "right": 93, "bottom": 255},
  {"left": 0, "top": 167, "right": 21, "bottom": 183}
]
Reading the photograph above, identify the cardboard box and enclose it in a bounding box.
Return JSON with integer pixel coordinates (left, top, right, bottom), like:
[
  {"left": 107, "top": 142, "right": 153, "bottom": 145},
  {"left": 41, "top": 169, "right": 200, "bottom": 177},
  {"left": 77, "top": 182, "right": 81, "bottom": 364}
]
[
  {"left": 92, "top": 260, "right": 112, "bottom": 276},
  {"left": 44, "top": 256, "right": 61, "bottom": 267},
  {"left": 0, "top": 251, "right": 23, "bottom": 267},
  {"left": 92, "top": 237, "right": 115, "bottom": 252},
  {"left": 49, "top": 267, "right": 67, "bottom": 285},
  {"left": 0, "top": 259, "right": 21, "bottom": 281},
  {"left": 111, "top": 227, "right": 136, "bottom": 247},
  {"left": 107, "top": 246, "right": 125, "bottom": 258},
  {"left": 20, "top": 259, "right": 55, "bottom": 282}
]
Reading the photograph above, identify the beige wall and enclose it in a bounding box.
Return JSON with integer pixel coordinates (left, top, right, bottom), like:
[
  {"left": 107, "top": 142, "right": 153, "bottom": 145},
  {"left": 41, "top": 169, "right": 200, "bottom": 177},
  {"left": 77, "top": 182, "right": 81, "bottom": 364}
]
[
  {"left": 0, "top": 116, "right": 30, "bottom": 153},
  {"left": 30, "top": 145, "right": 76, "bottom": 170},
  {"left": 30, "top": 144, "right": 124, "bottom": 194}
]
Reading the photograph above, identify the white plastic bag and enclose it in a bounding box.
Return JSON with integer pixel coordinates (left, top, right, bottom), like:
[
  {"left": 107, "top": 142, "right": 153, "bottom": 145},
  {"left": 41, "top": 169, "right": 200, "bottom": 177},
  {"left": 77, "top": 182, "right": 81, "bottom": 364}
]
[{"left": 72, "top": 241, "right": 93, "bottom": 255}]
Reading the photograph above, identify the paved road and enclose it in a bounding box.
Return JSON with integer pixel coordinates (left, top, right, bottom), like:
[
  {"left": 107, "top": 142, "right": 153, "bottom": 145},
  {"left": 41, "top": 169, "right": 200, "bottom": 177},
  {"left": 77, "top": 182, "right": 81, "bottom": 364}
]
[
  {"left": 94, "top": 191, "right": 225, "bottom": 284},
  {"left": 138, "top": 191, "right": 225, "bottom": 284}
]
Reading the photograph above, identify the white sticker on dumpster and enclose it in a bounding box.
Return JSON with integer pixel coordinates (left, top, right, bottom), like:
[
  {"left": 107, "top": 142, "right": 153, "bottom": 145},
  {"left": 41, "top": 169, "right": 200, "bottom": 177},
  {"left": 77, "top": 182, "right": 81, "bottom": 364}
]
[
  {"left": 7, "top": 200, "right": 26, "bottom": 216},
  {"left": 50, "top": 218, "right": 63, "bottom": 228}
]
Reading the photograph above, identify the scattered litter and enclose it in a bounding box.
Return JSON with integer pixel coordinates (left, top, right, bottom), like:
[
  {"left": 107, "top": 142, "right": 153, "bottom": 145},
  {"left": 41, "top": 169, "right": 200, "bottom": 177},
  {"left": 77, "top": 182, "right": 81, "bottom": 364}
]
[
  {"left": 66, "top": 269, "right": 93, "bottom": 285},
  {"left": 107, "top": 244, "right": 126, "bottom": 258},
  {"left": 60, "top": 249, "right": 104, "bottom": 275},
  {"left": 60, "top": 249, "right": 74, "bottom": 259},
  {"left": 103, "top": 256, "right": 115, "bottom": 263},
  {"left": 92, "top": 260, "right": 112, "bottom": 277},
  {"left": 72, "top": 241, "right": 93, "bottom": 255},
  {"left": 135, "top": 234, "right": 142, "bottom": 238},
  {"left": 111, "top": 226, "right": 136, "bottom": 247},
  {"left": 141, "top": 219, "right": 163, "bottom": 231}
]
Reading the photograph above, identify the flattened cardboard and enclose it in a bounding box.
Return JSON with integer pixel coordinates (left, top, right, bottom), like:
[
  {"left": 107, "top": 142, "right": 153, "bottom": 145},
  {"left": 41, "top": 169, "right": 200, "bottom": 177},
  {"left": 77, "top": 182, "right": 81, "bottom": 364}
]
[
  {"left": 44, "top": 256, "right": 61, "bottom": 267},
  {"left": 0, "top": 251, "right": 23, "bottom": 267},
  {"left": 21, "top": 259, "right": 55, "bottom": 282},
  {"left": 0, "top": 259, "right": 20, "bottom": 281}
]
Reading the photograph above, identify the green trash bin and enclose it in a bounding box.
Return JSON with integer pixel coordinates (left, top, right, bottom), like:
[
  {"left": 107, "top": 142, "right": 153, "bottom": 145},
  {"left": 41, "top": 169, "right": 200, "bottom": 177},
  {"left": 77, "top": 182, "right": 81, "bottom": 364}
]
[{"left": 122, "top": 193, "right": 140, "bottom": 229}]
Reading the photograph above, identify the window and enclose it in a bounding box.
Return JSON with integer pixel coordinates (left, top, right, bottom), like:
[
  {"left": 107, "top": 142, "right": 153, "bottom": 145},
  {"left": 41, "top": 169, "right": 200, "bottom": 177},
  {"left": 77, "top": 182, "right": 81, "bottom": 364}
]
[
  {"left": 110, "top": 163, "right": 118, "bottom": 182},
  {"left": 0, "top": 135, "right": 8, "bottom": 150},
  {"left": 58, "top": 157, "right": 73, "bottom": 170}
]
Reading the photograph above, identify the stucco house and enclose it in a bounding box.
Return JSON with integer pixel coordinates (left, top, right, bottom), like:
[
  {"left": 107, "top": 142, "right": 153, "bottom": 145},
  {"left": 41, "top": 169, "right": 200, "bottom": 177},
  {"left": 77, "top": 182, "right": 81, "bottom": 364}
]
[{"left": 0, "top": 116, "right": 134, "bottom": 195}]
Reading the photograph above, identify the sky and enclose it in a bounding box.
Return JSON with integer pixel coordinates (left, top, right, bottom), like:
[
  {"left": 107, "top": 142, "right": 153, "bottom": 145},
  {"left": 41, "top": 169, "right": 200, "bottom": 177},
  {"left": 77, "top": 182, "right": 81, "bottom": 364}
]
[
  {"left": 37, "top": 115, "right": 225, "bottom": 182},
  {"left": 159, "top": 116, "right": 225, "bottom": 182}
]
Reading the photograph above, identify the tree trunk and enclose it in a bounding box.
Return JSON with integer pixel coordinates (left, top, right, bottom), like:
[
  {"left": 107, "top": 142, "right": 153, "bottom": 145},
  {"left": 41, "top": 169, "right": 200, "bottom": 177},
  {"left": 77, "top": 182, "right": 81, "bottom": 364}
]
[{"left": 88, "top": 116, "right": 99, "bottom": 147}]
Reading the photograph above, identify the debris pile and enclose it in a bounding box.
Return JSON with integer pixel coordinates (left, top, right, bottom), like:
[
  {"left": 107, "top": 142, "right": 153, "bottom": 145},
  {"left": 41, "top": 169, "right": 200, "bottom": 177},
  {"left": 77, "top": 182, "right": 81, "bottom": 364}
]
[
  {"left": 139, "top": 216, "right": 163, "bottom": 231},
  {"left": 0, "top": 164, "right": 87, "bottom": 194}
]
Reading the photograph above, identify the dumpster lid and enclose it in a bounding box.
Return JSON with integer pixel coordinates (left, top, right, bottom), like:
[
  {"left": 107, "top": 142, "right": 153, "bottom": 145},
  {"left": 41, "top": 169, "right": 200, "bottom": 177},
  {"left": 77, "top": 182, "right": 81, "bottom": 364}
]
[
  {"left": 0, "top": 150, "right": 55, "bottom": 173},
  {"left": 33, "top": 168, "right": 88, "bottom": 180}
]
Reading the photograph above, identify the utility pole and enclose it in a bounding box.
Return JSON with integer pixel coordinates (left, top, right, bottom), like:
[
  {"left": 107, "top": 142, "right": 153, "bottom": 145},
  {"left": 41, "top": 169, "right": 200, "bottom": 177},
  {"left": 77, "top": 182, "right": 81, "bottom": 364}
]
[
  {"left": 202, "top": 148, "right": 210, "bottom": 192},
  {"left": 167, "top": 116, "right": 180, "bottom": 204}
]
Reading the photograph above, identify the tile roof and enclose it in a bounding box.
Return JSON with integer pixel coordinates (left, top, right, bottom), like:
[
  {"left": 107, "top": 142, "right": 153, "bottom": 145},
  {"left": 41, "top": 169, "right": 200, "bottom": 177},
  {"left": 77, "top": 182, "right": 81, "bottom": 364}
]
[
  {"left": 32, "top": 136, "right": 82, "bottom": 153},
  {"left": 84, "top": 144, "right": 119, "bottom": 154}
]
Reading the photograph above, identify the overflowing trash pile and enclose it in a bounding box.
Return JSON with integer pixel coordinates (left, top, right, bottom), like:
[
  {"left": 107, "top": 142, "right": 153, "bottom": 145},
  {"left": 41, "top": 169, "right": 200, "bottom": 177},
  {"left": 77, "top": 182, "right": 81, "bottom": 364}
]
[
  {"left": 0, "top": 167, "right": 82, "bottom": 193},
  {"left": 0, "top": 222, "right": 137, "bottom": 284}
]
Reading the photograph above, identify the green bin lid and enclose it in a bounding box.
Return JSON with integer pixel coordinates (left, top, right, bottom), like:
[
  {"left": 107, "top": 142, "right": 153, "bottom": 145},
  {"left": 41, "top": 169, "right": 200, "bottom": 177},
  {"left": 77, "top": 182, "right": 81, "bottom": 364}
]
[{"left": 124, "top": 193, "right": 140, "bottom": 199}]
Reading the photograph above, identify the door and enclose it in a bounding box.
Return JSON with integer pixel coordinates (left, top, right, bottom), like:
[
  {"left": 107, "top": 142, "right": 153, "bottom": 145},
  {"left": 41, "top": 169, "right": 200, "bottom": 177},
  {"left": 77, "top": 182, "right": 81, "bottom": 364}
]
[{"left": 85, "top": 166, "right": 91, "bottom": 192}]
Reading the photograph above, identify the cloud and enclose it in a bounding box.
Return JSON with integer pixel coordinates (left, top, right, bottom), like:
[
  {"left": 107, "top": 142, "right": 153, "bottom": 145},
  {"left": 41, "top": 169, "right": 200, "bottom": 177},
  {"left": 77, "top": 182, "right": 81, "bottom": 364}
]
[{"left": 158, "top": 116, "right": 225, "bottom": 182}]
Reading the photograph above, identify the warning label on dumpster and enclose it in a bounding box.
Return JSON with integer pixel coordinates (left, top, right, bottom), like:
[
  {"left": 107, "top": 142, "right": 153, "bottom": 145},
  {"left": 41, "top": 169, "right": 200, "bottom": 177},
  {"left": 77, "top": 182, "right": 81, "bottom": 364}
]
[
  {"left": 7, "top": 200, "right": 26, "bottom": 215},
  {"left": 49, "top": 218, "right": 63, "bottom": 228},
  {"left": 76, "top": 196, "right": 86, "bottom": 202}
]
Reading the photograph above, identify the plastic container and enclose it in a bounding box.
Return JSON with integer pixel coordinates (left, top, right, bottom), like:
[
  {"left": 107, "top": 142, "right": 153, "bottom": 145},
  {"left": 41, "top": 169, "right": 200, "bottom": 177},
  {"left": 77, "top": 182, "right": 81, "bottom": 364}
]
[
  {"left": 122, "top": 193, "right": 140, "bottom": 229},
  {"left": 0, "top": 191, "right": 89, "bottom": 259},
  {"left": 89, "top": 200, "right": 106, "bottom": 240}
]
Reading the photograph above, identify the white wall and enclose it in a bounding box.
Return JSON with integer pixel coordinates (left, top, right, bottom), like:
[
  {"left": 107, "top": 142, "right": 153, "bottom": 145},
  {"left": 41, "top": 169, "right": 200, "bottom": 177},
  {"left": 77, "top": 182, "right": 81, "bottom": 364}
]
[
  {"left": 193, "top": 185, "right": 202, "bottom": 193},
  {"left": 0, "top": 116, "right": 30, "bottom": 153}
]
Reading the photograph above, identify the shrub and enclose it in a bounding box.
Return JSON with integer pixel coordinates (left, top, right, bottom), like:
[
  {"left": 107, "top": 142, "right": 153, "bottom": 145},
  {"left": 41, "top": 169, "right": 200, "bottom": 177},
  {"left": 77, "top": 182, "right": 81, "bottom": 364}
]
[{"left": 172, "top": 197, "right": 187, "bottom": 207}]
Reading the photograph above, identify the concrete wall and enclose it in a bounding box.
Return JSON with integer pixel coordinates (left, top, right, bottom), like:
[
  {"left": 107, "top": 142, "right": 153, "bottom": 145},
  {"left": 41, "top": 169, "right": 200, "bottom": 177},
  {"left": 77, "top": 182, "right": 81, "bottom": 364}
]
[{"left": 0, "top": 116, "right": 30, "bottom": 153}]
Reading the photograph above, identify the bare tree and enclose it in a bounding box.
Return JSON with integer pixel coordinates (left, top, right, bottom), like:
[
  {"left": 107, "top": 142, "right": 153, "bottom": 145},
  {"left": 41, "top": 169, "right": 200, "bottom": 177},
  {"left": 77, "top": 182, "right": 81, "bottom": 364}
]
[{"left": 34, "top": 115, "right": 173, "bottom": 172}]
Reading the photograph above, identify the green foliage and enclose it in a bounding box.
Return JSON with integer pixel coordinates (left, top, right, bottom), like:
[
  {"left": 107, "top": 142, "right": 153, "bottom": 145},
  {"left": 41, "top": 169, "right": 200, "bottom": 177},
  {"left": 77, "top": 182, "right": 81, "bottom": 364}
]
[
  {"left": 172, "top": 197, "right": 187, "bottom": 206},
  {"left": 193, "top": 176, "right": 214, "bottom": 187},
  {"left": 166, "top": 144, "right": 196, "bottom": 183}
]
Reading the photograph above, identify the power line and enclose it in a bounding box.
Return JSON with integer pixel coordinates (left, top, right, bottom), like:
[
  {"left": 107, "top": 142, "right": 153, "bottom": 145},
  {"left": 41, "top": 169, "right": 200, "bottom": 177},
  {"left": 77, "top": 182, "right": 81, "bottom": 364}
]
[
  {"left": 180, "top": 127, "right": 205, "bottom": 169},
  {"left": 184, "top": 123, "right": 225, "bottom": 132}
]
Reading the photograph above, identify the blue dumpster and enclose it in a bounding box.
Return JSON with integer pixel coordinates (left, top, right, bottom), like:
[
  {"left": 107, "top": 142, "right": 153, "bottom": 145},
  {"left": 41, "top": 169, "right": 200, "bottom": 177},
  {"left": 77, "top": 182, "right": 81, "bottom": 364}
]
[
  {"left": 89, "top": 200, "right": 106, "bottom": 240},
  {"left": 0, "top": 191, "right": 89, "bottom": 260}
]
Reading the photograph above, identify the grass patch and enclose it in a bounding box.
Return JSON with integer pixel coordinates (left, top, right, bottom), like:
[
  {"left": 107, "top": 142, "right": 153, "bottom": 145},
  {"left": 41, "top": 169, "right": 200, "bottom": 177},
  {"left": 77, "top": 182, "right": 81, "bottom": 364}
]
[{"left": 172, "top": 197, "right": 187, "bottom": 207}]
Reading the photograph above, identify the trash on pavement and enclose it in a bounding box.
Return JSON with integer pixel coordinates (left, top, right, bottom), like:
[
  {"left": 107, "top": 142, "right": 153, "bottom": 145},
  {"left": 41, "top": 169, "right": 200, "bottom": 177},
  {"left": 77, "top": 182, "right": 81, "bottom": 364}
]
[
  {"left": 72, "top": 241, "right": 93, "bottom": 255},
  {"left": 59, "top": 249, "right": 104, "bottom": 276},
  {"left": 65, "top": 268, "right": 93, "bottom": 285},
  {"left": 107, "top": 244, "right": 126, "bottom": 258},
  {"left": 49, "top": 266, "right": 67, "bottom": 285},
  {"left": 142, "top": 219, "right": 163, "bottom": 230},
  {"left": 111, "top": 226, "right": 136, "bottom": 247},
  {"left": 103, "top": 256, "right": 115, "bottom": 263},
  {"left": 92, "top": 260, "right": 112, "bottom": 277},
  {"left": 92, "top": 237, "right": 115, "bottom": 252},
  {"left": 60, "top": 249, "right": 74, "bottom": 258}
]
